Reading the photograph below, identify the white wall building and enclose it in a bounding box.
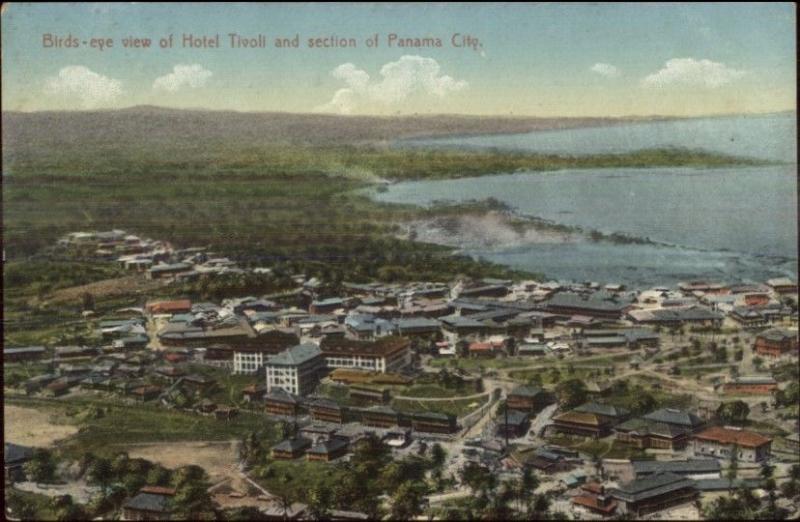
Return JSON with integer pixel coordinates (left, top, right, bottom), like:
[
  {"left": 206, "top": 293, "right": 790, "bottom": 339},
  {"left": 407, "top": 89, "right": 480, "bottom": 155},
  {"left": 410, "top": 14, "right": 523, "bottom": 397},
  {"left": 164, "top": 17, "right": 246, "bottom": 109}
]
[{"left": 265, "top": 343, "right": 325, "bottom": 396}]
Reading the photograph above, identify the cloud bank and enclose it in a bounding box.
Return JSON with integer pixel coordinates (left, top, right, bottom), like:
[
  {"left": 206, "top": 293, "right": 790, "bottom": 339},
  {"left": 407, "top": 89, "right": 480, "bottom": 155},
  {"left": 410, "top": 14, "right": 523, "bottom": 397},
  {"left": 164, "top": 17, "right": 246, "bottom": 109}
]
[
  {"left": 316, "top": 55, "right": 468, "bottom": 114},
  {"left": 44, "top": 66, "right": 123, "bottom": 108},
  {"left": 642, "top": 58, "right": 745, "bottom": 88},
  {"left": 590, "top": 63, "right": 620, "bottom": 77},
  {"left": 153, "top": 64, "right": 213, "bottom": 92}
]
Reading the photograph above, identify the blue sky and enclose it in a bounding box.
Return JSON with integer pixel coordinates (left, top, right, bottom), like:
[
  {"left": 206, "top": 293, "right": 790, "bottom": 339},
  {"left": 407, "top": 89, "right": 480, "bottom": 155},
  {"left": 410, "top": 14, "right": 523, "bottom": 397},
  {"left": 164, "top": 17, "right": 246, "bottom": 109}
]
[{"left": 1, "top": 3, "right": 795, "bottom": 115}]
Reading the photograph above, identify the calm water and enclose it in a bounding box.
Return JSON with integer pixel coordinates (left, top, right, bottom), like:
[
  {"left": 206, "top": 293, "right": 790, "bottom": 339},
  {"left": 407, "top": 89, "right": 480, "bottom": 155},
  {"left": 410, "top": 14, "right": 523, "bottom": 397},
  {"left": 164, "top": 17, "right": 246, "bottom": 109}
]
[
  {"left": 403, "top": 113, "right": 797, "bottom": 163},
  {"left": 377, "top": 114, "right": 798, "bottom": 286}
]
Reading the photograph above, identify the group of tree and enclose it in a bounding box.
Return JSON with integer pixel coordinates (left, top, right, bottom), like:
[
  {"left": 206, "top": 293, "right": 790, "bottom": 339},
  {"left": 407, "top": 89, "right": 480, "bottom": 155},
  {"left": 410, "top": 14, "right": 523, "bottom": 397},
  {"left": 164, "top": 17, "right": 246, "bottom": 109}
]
[
  {"left": 454, "top": 463, "right": 563, "bottom": 519},
  {"left": 715, "top": 400, "right": 750, "bottom": 426},
  {"left": 243, "top": 433, "right": 451, "bottom": 520},
  {"left": 773, "top": 381, "right": 799, "bottom": 408}
]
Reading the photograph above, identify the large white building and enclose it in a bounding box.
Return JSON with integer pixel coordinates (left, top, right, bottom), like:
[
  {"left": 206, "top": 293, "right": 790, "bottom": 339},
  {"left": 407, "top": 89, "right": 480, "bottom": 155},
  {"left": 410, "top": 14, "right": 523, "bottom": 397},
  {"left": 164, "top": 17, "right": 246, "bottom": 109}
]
[
  {"left": 265, "top": 343, "right": 325, "bottom": 396},
  {"left": 233, "top": 349, "right": 269, "bottom": 374},
  {"left": 320, "top": 337, "right": 411, "bottom": 373}
]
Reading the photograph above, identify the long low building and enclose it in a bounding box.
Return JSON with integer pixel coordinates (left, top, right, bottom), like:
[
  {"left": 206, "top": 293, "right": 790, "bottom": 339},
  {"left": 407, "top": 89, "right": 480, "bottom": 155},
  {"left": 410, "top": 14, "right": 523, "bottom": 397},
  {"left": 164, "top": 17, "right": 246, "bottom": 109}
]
[
  {"left": 627, "top": 305, "right": 723, "bottom": 327},
  {"left": 693, "top": 426, "right": 772, "bottom": 463},
  {"left": 544, "top": 291, "right": 634, "bottom": 320},
  {"left": 4, "top": 346, "right": 46, "bottom": 363},
  {"left": 609, "top": 472, "right": 698, "bottom": 518},
  {"left": 631, "top": 459, "right": 720, "bottom": 479},
  {"left": 722, "top": 375, "right": 778, "bottom": 395}
]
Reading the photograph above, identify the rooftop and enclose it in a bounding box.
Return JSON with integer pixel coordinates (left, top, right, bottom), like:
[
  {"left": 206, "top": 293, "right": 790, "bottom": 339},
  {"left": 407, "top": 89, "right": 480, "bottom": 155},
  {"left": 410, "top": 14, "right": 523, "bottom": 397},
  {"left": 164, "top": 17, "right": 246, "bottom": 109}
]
[
  {"left": 632, "top": 459, "right": 720, "bottom": 476},
  {"left": 574, "top": 402, "right": 629, "bottom": 418},
  {"left": 694, "top": 426, "right": 771, "bottom": 448},
  {"left": 267, "top": 343, "right": 322, "bottom": 367},
  {"left": 643, "top": 408, "right": 704, "bottom": 428},
  {"left": 610, "top": 472, "right": 696, "bottom": 503}
]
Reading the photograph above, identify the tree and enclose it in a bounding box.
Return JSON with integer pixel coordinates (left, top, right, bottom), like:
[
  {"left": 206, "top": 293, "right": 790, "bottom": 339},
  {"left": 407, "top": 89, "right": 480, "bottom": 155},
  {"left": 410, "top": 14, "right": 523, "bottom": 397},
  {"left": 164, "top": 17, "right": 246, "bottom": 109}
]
[
  {"left": 390, "top": 480, "right": 429, "bottom": 520},
  {"left": 146, "top": 466, "right": 172, "bottom": 486},
  {"left": 173, "top": 482, "right": 215, "bottom": 519},
  {"left": 430, "top": 443, "right": 447, "bottom": 470},
  {"left": 23, "top": 448, "right": 57, "bottom": 483},
  {"left": 81, "top": 291, "right": 95, "bottom": 311},
  {"left": 629, "top": 389, "right": 658, "bottom": 415},
  {"left": 716, "top": 401, "right": 750, "bottom": 426},
  {"left": 307, "top": 483, "right": 333, "bottom": 520},
  {"left": 6, "top": 490, "right": 38, "bottom": 520},
  {"left": 88, "top": 458, "right": 114, "bottom": 495},
  {"left": 530, "top": 493, "right": 552, "bottom": 518},
  {"left": 556, "top": 378, "right": 587, "bottom": 409},
  {"left": 460, "top": 462, "right": 495, "bottom": 495}
]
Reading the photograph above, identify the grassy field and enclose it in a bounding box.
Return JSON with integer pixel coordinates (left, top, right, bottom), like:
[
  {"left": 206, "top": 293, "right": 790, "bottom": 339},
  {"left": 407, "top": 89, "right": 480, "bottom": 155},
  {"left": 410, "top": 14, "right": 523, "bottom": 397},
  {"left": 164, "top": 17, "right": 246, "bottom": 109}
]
[
  {"left": 429, "top": 357, "right": 523, "bottom": 370},
  {"left": 391, "top": 395, "right": 488, "bottom": 417},
  {"left": 396, "top": 384, "right": 465, "bottom": 399},
  {"left": 543, "top": 436, "right": 650, "bottom": 460},
  {"left": 5, "top": 395, "right": 276, "bottom": 459}
]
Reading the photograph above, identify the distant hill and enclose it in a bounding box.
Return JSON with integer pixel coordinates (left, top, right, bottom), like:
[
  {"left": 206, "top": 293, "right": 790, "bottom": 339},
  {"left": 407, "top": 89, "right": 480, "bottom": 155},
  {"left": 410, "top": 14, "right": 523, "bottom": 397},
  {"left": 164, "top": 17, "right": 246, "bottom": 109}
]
[{"left": 2, "top": 106, "right": 655, "bottom": 157}]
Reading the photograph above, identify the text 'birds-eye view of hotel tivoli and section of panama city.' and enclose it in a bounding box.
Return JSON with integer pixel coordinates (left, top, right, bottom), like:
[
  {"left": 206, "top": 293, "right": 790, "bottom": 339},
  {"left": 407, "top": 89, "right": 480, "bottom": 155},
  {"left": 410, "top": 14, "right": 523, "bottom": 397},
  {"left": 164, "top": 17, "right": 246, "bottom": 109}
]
[{"left": 1, "top": 2, "right": 799, "bottom": 521}]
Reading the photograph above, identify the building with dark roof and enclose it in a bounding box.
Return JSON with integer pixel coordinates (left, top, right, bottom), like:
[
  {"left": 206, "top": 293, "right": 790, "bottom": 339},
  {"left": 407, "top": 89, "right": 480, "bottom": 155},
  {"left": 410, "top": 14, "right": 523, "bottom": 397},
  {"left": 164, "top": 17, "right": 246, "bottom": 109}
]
[
  {"left": 233, "top": 328, "right": 301, "bottom": 374},
  {"left": 265, "top": 343, "right": 325, "bottom": 396},
  {"left": 264, "top": 388, "right": 301, "bottom": 416},
  {"left": 628, "top": 306, "right": 723, "bottom": 327},
  {"left": 551, "top": 402, "right": 629, "bottom": 438},
  {"left": 497, "top": 410, "right": 530, "bottom": 438},
  {"left": 122, "top": 486, "right": 176, "bottom": 520},
  {"left": 615, "top": 418, "right": 692, "bottom": 450},
  {"left": 642, "top": 408, "right": 705, "bottom": 433},
  {"left": 4, "top": 443, "right": 34, "bottom": 482},
  {"left": 507, "top": 386, "right": 555, "bottom": 414},
  {"left": 358, "top": 405, "right": 399, "bottom": 428},
  {"left": 631, "top": 459, "right": 720, "bottom": 479},
  {"left": 572, "top": 482, "right": 618, "bottom": 517},
  {"left": 729, "top": 304, "right": 789, "bottom": 329},
  {"left": 544, "top": 292, "right": 634, "bottom": 320},
  {"left": 755, "top": 328, "right": 798, "bottom": 357},
  {"left": 308, "top": 398, "right": 346, "bottom": 424},
  {"left": 306, "top": 438, "right": 349, "bottom": 462},
  {"left": 272, "top": 438, "right": 312, "bottom": 460},
  {"left": 410, "top": 412, "right": 458, "bottom": 434},
  {"left": 609, "top": 472, "right": 698, "bottom": 517}
]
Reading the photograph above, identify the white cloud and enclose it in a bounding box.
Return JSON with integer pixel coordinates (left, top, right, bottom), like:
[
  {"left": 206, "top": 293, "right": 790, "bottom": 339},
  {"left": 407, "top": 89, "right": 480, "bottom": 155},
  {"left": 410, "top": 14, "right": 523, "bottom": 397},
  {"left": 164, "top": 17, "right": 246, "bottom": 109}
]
[
  {"left": 316, "top": 55, "right": 468, "bottom": 114},
  {"left": 590, "top": 63, "right": 620, "bottom": 78},
  {"left": 642, "top": 58, "right": 745, "bottom": 88},
  {"left": 44, "top": 66, "right": 123, "bottom": 108},
  {"left": 153, "top": 64, "right": 213, "bottom": 93}
]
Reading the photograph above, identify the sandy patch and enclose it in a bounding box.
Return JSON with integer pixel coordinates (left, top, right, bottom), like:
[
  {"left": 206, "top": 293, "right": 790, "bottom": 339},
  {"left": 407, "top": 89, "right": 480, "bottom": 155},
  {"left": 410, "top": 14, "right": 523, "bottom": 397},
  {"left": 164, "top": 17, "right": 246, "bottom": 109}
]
[
  {"left": 403, "top": 211, "right": 578, "bottom": 250},
  {"left": 126, "top": 441, "right": 240, "bottom": 483},
  {"left": 4, "top": 405, "right": 79, "bottom": 447}
]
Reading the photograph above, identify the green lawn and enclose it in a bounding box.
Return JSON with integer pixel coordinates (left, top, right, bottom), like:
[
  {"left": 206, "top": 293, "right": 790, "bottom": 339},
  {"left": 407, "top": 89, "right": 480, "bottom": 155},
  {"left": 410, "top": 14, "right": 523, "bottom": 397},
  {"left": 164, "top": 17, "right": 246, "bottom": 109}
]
[
  {"left": 251, "top": 458, "right": 345, "bottom": 501},
  {"left": 397, "top": 384, "right": 463, "bottom": 399},
  {"left": 391, "top": 395, "right": 488, "bottom": 417},
  {"left": 429, "top": 357, "right": 522, "bottom": 370}
]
